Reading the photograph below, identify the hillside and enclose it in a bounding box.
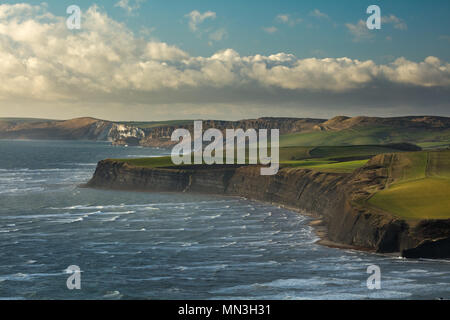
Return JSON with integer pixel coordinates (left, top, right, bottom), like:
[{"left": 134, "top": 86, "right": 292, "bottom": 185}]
[
  {"left": 0, "top": 117, "right": 147, "bottom": 142},
  {"left": 0, "top": 117, "right": 103, "bottom": 140},
  {"left": 280, "top": 116, "right": 450, "bottom": 148},
  {"left": 86, "top": 149, "right": 450, "bottom": 258},
  {"left": 1, "top": 115, "right": 450, "bottom": 150},
  {"left": 112, "top": 143, "right": 421, "bottom": 174},
  {"left": 368, "top": 150, "right": 450, "bottom": 220},
  {"left": 0, "top": 117, "right": 323, "bottom": 145}
]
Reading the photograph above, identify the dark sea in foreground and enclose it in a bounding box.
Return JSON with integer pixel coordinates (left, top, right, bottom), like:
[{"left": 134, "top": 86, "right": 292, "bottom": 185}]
[{"left": 0, "top": 140, "right": 449, "bottom": 300}]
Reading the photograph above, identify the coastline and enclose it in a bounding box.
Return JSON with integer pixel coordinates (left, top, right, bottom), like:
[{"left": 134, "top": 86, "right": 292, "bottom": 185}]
[
  {"left": 84, "top": 158, "right": 450, "bottom": 259},
  {"left": 80, "top": 182, "right": 368, "bottom": 252}
]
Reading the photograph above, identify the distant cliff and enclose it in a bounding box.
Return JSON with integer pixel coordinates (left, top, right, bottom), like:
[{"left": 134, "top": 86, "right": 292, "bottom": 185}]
[
  {"left": 85, "top": 156, "right": 450, "bottom": 259},
  {"left": 132, "top": 118, "right": 324, "bottom": 147},
  {"left": 0, "top": 117, "right": 322, "bottom": 146},
  {"left": 3, "top": 115, "right": 450, "bottom": 148},
  {"left": 0, "top": 117, "right": 145, "bottom": 143}
]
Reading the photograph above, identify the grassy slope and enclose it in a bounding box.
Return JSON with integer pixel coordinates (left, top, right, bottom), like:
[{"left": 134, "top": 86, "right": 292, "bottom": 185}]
[
  {"left": 280, "top": 125, "right": 450, "bottom": 147},
  {"left": 0, "top": 118, "right": 58, "bottom": 123},
  {"left": 281, "top": 159, "right": 368, "bottom": 173},
  {"left": 113, "top": 145, "right": 413, "bottom": 173},
  {"left": 117, "top": 120, "right": 194, "bottom": 129},
  {"left": 369, "top": 150, "right": 450, "bottom": 220},
  {"left": 115, "top": 156, "right": 174, "bottom": 168},
  {"left": 278, "top": 145, "right": 410, "bottom": 173}
]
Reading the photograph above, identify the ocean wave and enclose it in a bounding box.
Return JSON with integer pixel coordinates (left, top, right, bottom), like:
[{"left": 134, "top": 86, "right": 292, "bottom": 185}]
[
  {"left": 55, "top": 217, "right": 84, "bottom": 224},
  {"left": 103, "top": 291, "right": 123, "bottom": 299},
  {"left": 0, "top": 187, "right": 45, "bottom": 195},
  {"left": 51, "top": 200, "right": 240, "bottom": 211},
  {"left": 0, "top": 168, "right": 87, "bottom": 173},
  {"left": 0, "top": 272, "right": 63, "bottom": 282},
  {"left": 98, "top": 215, "right": 120, "bottom": 222}
]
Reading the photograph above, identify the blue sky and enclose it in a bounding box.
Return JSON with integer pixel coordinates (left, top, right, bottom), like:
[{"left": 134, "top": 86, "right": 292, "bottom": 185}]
[
  {"left": 13, "top": 0, "right": 450, "bottom": 62},
  {"left": 0, "top": 1, "right": 449, "bottom": 120}
]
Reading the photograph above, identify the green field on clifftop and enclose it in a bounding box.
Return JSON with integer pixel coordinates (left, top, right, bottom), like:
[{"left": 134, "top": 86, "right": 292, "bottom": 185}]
[
  {"left": 278, "top": 144, "right": 417, "bottom": 173},
  {"left": 115, "top": 156, "right": 174, "bottom": 168},
  {"left": 115, "top": 144, "right": 416, "bottom": 173},
  {"left": 280, "top": 125, "right": 450, "bottom": 148},
  {"left": 369, "top": 150, "right": 450, "bottom": 220}
]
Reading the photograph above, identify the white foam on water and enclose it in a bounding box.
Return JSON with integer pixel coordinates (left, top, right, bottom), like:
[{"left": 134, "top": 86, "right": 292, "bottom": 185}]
[
  {"left": 100, "top": 215, "right": 120, "bottom": 222},
  {"left": 95, "top": 210, "right": 135, "bottom": 216},
  {"left": 0, "top": 228, "right": 19, "bottom": 233},
  {"left": 103, "top": 291, "right": 123, "bottom": 299},
  {"left": 54, "top": 217, "right": 84, "bottom": 224}
]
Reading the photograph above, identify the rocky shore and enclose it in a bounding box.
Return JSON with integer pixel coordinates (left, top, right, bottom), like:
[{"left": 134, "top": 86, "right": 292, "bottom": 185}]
[{"left": 85, "top": 156, "right": 450, "bottom": 259}]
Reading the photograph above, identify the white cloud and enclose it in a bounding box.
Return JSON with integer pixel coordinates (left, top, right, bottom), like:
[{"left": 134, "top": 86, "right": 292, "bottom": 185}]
[
  {"left": 346, "top": 14, "right": 406, "bottom": 42},
  {"left": 145, "top": 42, "right": 189, "bottom": 61},
  {"left": 209, "top": 28, "right": 227, "bottom": 42},
  {"left": 262, "top": 26, "right": 278, "bottom": 34},
  {"left": 185, "top": 10, "right": 216, "bottom": 32},
  {"left": 382, "top": 14, "right": 407, "bottom": 30},
  {"left": 114, "top": 0, "right": 145, "bottom": 15},
  {"left": 0, "top": 3, "right": 449, "bottom": 111},
  {"left": 310, "top": 9, "right": 329, "bottom": 19},
  {"left": 345, "top": 20, "right": 374, "bottom": 42},
  {"left": 275, "top": 14, "right": 302, "bottom": 27},
  {"left": 276, "top": 14, "right": 289, "bottom": 24}
]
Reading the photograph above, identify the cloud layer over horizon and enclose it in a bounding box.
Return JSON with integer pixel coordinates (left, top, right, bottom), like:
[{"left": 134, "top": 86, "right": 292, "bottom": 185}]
[{"left": 0, "top": 3, "right": 449, "bottom": 120}]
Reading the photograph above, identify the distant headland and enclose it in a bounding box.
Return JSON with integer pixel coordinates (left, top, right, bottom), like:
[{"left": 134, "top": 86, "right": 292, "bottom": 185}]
[{"left": 2, "top": 115, "right": 450, "bottom": 258}]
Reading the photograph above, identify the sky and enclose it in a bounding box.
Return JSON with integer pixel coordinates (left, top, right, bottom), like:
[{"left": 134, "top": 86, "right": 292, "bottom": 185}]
[{"left": 0, "top": 0, "right": 449, "bottom": 121}]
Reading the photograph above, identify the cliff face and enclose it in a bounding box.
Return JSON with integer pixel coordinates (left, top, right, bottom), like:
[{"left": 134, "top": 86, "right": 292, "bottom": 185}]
[
  {"left": 0, "top": 117, "right": 323, "bottom": 147},
  {"left": 3, "top": 116, "right": 450, "bottom": 148},
  {"left": 0, "top": 118, "right": 145, "bottom": 143},
  {"left": 137, "top": 118, "right": 324, "bottom": 147},
  {"left": 85, "top": 159, "right": 450, "bottom": 258}
]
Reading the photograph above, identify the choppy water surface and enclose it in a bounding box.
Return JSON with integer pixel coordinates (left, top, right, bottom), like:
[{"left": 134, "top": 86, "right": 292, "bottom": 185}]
[{"left": 0, "top": 140, "right": 449, "bottom": 300}]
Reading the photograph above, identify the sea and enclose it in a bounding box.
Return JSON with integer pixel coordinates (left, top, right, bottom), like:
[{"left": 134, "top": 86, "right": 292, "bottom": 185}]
[{"left": 0, "top": 140, "right": 449, "bottom": 300}]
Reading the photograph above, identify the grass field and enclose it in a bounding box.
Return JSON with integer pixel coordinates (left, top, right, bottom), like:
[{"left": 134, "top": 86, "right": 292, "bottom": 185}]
[
  {"left": 277, "top": 144, "right": 413, "bottom": 173},
  {"left": 278, "top": 145, "right": 405, "bottom": 161},
  {"left": 369, "top": 150, "right": 450, "bottom": 220},
  {"left": 115, "top": 147, "right": 450, "bottom": 219},
  {"left": 280, "top": 125, "right": 450, "bottom": 147},
  {"left": 0, "top": 117, "right": 57, "bottom": 123},
  {"left": 370, "top": 178, "right": 450, "bottom": 220},
  {"left": 114, "top": 144, "right": 412, "bottom": 173},
  {"left": 308, "top": 145, "right": 406, "bottom": 160},
  {"left": 417, "top": 141, "right": 450, "bottom": 149},
  {"left": 117, "top": 120, "right": 194, "bottom": 129},
  {"left": 114, "top": 156, "right": 175, "bottom": 168},
  {"left": 387, "top": 152, "right": 428, "bottom": 184},
  {"left": 281, "top": 159, "right": 368, "bottom": 173}
]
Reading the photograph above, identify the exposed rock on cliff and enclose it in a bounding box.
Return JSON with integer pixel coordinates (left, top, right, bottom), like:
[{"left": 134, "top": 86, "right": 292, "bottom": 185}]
[
  {"left": 137, "top": 118, "right": 324, "bottom": 147},
  {"left": 0, "top": 117, "right": 145, "bottom": 142},
  {"left": 402, "top": 237, "right": 450, "bottom": 259}
]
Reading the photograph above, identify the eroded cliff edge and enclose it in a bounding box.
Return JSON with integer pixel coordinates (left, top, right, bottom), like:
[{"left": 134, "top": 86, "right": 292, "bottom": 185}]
[{"left": 85, "top": 156, "right": 450, "bottom": 259}]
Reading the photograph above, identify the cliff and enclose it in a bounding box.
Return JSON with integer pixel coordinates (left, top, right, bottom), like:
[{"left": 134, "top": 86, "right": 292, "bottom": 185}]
[
  {"left": 3, "top": 116, "right": 450, "bottom": 148},
  {"left": 85, "top": 158, "right": 450, "bottom": 259},
  {"left": 0, "top": 117, "right": 145, "bottom": 142},
  {"left": 0, "top": 117, "right": 322, "bottom": 147},
  {"left": 136, "top": 118, "right": 324, "bottom": 147}
]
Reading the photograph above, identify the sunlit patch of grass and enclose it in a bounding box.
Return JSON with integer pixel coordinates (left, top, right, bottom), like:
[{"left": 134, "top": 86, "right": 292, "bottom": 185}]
[
  {"left": 368, "top": 150, "right": 450, "bottom": 220},
  {"left": 282, "top": 159, "right": 368, "bottom": 173},
  {"left": 369, "top": 178, "right": 450, "bottom": 220},
  {"left": 113, "top": 156, "right": 175, "bottom": 168}
]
